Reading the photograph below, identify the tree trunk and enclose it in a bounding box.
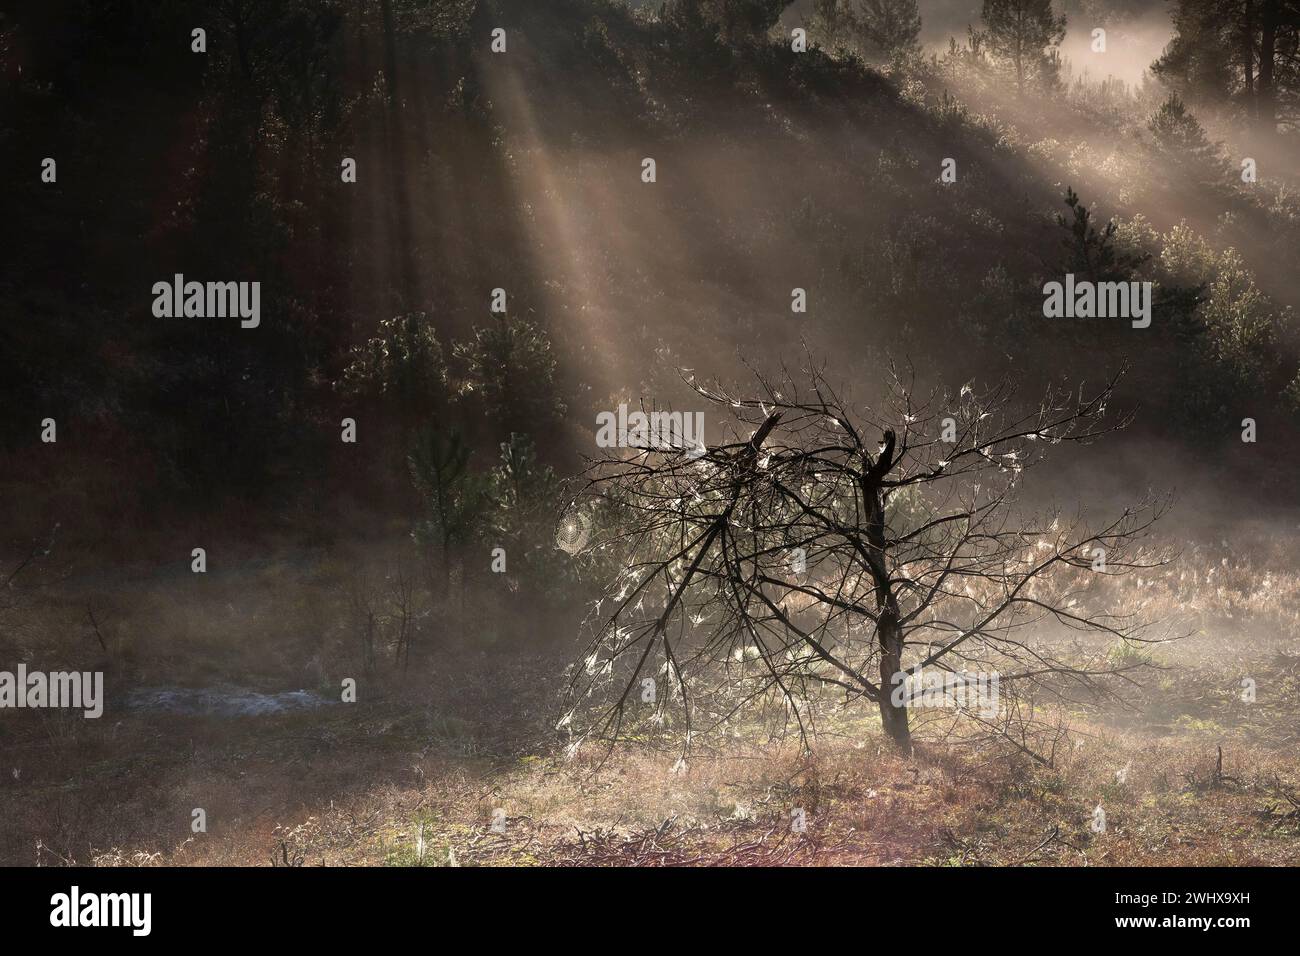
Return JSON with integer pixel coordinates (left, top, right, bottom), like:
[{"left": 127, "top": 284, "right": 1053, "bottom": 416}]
[
  {"left": 1259, "top": 0, "right": 1278, "bottom": 133},
  {"left": 861, "top": 429, "right": 911, "bottom": 750},
  {"left": 877, "top": 611, "right": 911, "bottom": 749},
  {"left": 381, "top": 0, "right": 415, "bottom": 298},
  {"left": 1243, "top": 0, "right": 1256, "bottom": 116}
]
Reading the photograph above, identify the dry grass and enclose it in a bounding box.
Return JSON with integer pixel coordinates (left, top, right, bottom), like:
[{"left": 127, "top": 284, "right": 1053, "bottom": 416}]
[
  {"left": 5, "top": 533, "right": 1300, "bottom": 866},
  {"left": 7, "top": 653, "right": 1300, "bottom": 867}
]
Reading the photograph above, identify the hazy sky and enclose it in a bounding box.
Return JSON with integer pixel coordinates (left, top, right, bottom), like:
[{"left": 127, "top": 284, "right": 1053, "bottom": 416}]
[
  {"left": 1055, "top": 9, "right": 1175, "bottom": 86},
  {"left": 904, "top": 0, "right": 1174, "bottom": 87}
]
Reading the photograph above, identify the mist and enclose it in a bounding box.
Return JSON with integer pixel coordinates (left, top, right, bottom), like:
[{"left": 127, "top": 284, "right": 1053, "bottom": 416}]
[{"left": 2, "top": 0, "right": 1299, "bottom": 878}]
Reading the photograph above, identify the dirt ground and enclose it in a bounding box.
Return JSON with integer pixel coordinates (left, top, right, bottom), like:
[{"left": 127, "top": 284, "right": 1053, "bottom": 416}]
[{"left": 6, "top": 629, "right": 1300, "bottom": 867}]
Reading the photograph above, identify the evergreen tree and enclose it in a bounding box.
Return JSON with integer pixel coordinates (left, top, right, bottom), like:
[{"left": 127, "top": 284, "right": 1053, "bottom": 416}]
[
  {"left": 1147, "top": 93, "right": 1226, "bottom": 179},
  {"left": 852, "top": 0, "right": 922, "bottom": 61},
  {"left": 1151, "top": 0, "right": 1239, "bottom": 106},
  {"left": 981, "top": 0, "right": 1066, "bottom": 95},
  {"left": 408, "top": 426, "right": 487, "bottom": 597},
  {"left": 481, "top": 433, "right": 568, "bottom": 601},
  {"left": 809, "top": 0, "right": 921, "bottom": 62},
  {"left": 662, "top": 0, "right": 793, "bottom": 44},
  {"left": 1056, "top": 188, "right": 1149, "bottom": 284},
  {"left": 1153, "top": 0, "right": 1300, "bottom": 133},
  {"left": 340, "top": 312, "right": 448, "bottom": 432},
  {"left": 453, "top": 314, "right": 566, "bottom": 440}
]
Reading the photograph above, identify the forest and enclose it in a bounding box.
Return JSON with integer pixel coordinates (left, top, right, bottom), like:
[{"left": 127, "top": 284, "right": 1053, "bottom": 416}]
[{"left": 2, "top": 0, "right": 1300, "bottom": 868}]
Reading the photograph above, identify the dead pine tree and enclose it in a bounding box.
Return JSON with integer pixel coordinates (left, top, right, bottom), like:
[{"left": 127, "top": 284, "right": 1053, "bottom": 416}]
[{"left": 563, "top": 355, "right": 1172, "bottom": 758}]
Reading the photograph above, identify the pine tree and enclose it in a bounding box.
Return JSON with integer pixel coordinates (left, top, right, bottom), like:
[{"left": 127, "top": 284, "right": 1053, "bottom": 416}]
[
  {"left": 809, "top": 0, "right": 921, "bottom": 62},
  {"left": 408, "top": 426, "right": 486, "bottom": 597},
  {"left": 853, "top": 0, "right": 922, "bottom": 62},
  {"left": 1148, "top": 93, "right": 1226, "bottom": 179},
  {"left": 980, "top": 0, "right": 1066, "bottom": 96},
  {"left": 340, "top": 312, "right": 448, "bottom": 433},
  {"left": 662, "top": 0, "right": 793, "bottom": 44},
  {"left": 1153, "top": 0, "right": 1300, "bottom": 134},
  {"left": 1056, "top": 188, "right": 1149, "bottom": 284},
  {"left": 453, "top": 313, "right": 566, "bottom": 440}
]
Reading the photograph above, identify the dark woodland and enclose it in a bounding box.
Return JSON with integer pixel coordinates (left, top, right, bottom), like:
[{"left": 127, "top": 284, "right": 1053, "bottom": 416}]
[{"left": 3, "top": 0, "right": 1300, "bottom": 870}]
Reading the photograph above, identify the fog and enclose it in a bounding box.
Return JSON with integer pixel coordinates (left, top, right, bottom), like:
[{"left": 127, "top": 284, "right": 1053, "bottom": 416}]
[
  {"left": 1057, "top": 9, "right": 1174, "bottom": 86},
  {"left": 4, "top": 0, "right": 1300, "bottom": 872}
]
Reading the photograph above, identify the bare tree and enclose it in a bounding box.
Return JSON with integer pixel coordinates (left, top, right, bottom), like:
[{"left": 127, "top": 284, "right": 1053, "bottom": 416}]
[
  {"left": 390, "top": 566, "right": 417, "bottom": 669},
  {"left": 563, "top": 357, "right": 1170, "bottom": 757}
]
